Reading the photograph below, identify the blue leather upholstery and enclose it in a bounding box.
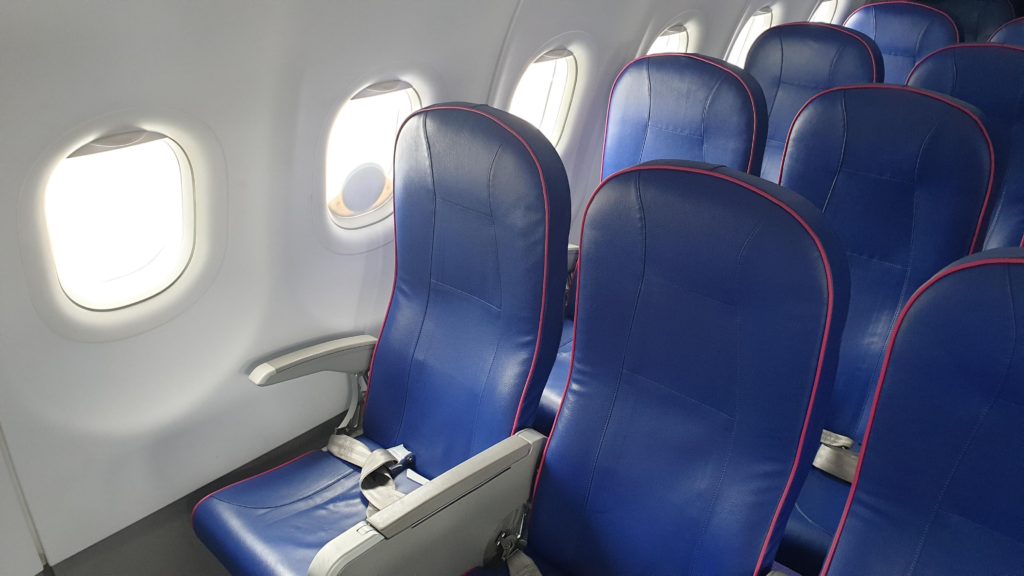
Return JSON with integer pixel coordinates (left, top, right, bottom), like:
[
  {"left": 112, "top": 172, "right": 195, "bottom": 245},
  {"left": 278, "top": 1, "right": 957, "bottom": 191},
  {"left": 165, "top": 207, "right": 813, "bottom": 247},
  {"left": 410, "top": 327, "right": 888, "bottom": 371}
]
[
  {"left": 922, "top": 0, "right": 1015, "bottom": 42},
  {"left": 776, "top": 85, "right": 995, "bottom": 574},
  {"left": 822, "top": 249, "right": 1024, "bottom": 575},
  {"left": 844, "top": 1, "right": 959, "bottom": 84},
  {"left": 600, "top": 54, "right": 768, "bottom": 179},
  {"left": 909, "top": 44, "right": 1024, "bottom": 249},
  {"left": 535, "top": 54, "right": 769, "bottom": 434},
  {"left": 990, "top": 16, "right": 1024, "bottom": 43},
  {"left": 193, "top": 103, "right": 571, "bottom": 575},
  {"left": 525, "top": 161, "right": 850, "bottom": 576},
  {"left": 745, "top": 23, "right": 883, "bottom": 182}
]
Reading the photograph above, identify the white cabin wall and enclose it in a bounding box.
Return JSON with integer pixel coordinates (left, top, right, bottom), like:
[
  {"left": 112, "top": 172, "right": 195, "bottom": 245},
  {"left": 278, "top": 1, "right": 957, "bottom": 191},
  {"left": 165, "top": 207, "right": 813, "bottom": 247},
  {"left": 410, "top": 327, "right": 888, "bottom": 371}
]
[
  {"left": 0, "top": 424, "right": 43, "bottom": 576},
  {"left": 0, "top": 0, "right": 837, "bottom": 566}
]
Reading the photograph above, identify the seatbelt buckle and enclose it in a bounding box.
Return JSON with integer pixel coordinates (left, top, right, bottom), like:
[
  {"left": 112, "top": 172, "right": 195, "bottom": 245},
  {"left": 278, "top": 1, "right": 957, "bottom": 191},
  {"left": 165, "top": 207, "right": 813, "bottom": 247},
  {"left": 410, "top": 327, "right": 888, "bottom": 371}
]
[
  {"left": 385, "top": 444, "right": 415, "bottom": 476},
  {"left": 496, "top": 505, "right": 529, "bottom": 561}
]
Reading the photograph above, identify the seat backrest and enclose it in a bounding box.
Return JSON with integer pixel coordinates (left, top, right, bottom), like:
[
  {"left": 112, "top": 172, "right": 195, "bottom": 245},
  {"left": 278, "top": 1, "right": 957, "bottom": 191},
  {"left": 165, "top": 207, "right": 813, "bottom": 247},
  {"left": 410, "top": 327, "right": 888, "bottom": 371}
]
[
  {"left": 909, "top": 44, "right": 1024, "bottom": 249},
  {"left": 602, "top": 54, "right": 767, "bottom": 178},
  {"left": 844, "top": 1, "right": 958, "bottom": 83},
  {"left": 923, "top": 0, "right": 1015, "bottom": 42},
  {"left": 745, "top": 23, "right": 883, "bottom": 182},
  {"left": 990, "top": 15, "right": 1024, "bottom": 44},
  {"left": 529, "top": 161, "right": 849, "bottom": 575},
  {"left": 779, "top": 85, "right": 994, "bottom": 443},
  {"left": 822, "top": 249, "right": 1024, "bottom": 575},
  {"left": 364, "top": 103, "right": 570, "bottom": 478}
]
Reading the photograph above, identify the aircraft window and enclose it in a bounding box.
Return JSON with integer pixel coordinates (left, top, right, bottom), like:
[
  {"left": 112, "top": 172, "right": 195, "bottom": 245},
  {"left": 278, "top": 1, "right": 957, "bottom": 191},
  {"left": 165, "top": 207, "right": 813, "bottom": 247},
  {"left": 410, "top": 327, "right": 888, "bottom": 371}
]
[
  {"left": 647, "top": 24, "right": 690, "bottom": 54},
  {"left": 810, "top": 0, "right": 838, "bottom": 23},
  {"left": 326, "top": 81, "right": 420, "bottom": 229},
  {"left": 727, "top": 7, "right": 774, "bottom": 66},
  {"left": 510, "top": 49, "right": 578, "bottom": 145},
  {"left": 44, "top": 132, "right": 195, "bottom": 310}
]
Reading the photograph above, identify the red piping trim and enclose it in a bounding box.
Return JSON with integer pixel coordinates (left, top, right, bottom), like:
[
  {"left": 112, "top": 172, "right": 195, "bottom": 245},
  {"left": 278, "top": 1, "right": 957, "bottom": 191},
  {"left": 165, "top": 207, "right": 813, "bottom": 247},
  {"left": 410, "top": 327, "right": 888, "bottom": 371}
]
[
  {"left": 908, "top": 42, "right": 1024, "bottom": 83},
  {"left": 990, "top": 16, "right": 1024, "bottom": 42},
  {"left": 364, "top": 105, "right": 553, "bottom": 437},
  {"left": 530, "top": 165, "right": 837, "bottom": 576},
  {"left": 820, "top": 256, "right": 1024, "bottom": 574},
  {"left": 776, "top": 84, "right": 996, "bottom": 252},
  {"left": 750, "top": 22, "right": 882, "bottom": 82},
  {"left": 844, "top": 1, "right": 960, "bottom": 43},
  {"left": 190, "top": 450, "right": 317, "bottom": 524},
  {"left": 601, "top": 54, "right": 762, "bottom": 176}
]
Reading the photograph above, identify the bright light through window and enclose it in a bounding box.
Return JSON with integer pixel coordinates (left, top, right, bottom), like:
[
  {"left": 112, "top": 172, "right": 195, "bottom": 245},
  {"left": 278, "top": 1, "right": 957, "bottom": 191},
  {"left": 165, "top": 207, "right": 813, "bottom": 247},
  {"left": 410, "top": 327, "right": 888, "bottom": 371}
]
[
  {"left": 648, "top": 25, "right": 690, "bottom": 55},
  {"left": 810, "top": 0, "right": 838, "bottom": 23},
  {"left": 727, "top": 8, "right": 774, "bottom": 66},
  {"left": 326, "top": 82, "right": 420, "bottom": 228},
  {"left": 509, "top": 50, "right": 578, "bottom": 145},
  {"left": 44, "top": 134, "right": 194, "bottom": 310}
]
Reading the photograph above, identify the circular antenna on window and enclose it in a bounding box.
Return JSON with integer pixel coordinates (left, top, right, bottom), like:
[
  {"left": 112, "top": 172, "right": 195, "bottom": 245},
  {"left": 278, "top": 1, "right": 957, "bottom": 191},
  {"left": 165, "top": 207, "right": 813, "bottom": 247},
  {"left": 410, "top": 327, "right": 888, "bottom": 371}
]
[{"left": 329, "top": 163, "right": 389, "bottom": 218}]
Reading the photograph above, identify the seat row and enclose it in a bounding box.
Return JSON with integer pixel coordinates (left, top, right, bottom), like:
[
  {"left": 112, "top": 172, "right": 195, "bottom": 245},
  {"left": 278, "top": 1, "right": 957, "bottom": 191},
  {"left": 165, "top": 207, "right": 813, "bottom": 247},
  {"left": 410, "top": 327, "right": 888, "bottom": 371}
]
[
  {"left": 189, "top": 12, "right": 1024, "bottom": 576},
  {"left": 192, "top": 100, "right": 1023, "bottom": 575},
  {"left": 533, "top": 17, "right": 1024, "bottom": 574}
]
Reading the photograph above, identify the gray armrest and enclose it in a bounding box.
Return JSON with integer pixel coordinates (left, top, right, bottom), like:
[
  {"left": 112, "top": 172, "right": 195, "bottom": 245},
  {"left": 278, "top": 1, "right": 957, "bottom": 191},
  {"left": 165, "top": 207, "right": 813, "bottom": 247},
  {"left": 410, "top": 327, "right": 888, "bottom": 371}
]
[
  {"left": 308, "top": 429, "right": 546, "bottom": 576},
  {"left": 568, "top": 243, "right": 579, "bottom": 274},
  {"left": 248, "top": 335, "right": 377, "bottom": 387}
]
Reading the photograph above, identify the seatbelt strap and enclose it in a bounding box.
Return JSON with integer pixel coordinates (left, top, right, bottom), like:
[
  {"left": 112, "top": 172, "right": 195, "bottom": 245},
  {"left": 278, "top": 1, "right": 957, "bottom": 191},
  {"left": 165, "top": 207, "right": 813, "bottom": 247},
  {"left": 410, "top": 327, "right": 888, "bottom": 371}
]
[
  {"left": 507, "top": 551, "right": 543, "bottom": 576},
  {"left": 812, "top": 429, "right": 859, "bottom": 483},
  {"left": 326, "top": 433, "right": 415, "bottom": 517}
]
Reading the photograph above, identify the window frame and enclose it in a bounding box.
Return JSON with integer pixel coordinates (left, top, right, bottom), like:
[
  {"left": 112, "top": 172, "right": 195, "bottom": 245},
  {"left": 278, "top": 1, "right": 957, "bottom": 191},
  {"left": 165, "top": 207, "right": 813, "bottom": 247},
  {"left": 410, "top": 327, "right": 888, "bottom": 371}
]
[
  {"left": 809, "top": 0, "right": 839, "bottom": 23},
  {"left": 726, "top": 6, "right": 774, "bottom": 67},
  {"left": 43, "top": 130, "right": 197, "bottom": 311},
  {"left": 325, "top": 80, "right": 421, "bottom": 231},
  {"left": 509, "top": 49, "right": 579, "bottom": 146},
  {"left": 647, "top": 24, "right": 691, "bottom": 55}
]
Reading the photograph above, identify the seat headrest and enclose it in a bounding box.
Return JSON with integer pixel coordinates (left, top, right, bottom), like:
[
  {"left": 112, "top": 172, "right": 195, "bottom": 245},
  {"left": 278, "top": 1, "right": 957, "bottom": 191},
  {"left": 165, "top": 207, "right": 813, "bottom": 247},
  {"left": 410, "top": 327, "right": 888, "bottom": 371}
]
[
  {"left": 924, "top": 0, "right": 1015, "bottom": 42},
  {"left": 909, "top": 44, "right": 1024, "bottom": 249},
  {"left": 991, "top": 15, "right": 1024, "bottom": 44},
  {"left": 745, "top": 22, "right": 883, "bottom": 182},
  {"left": 844, "top": 1, "right": 959, "bottom": 83},
  {"left": 602, "top": 54, "right": 767, "bottom": 179}
]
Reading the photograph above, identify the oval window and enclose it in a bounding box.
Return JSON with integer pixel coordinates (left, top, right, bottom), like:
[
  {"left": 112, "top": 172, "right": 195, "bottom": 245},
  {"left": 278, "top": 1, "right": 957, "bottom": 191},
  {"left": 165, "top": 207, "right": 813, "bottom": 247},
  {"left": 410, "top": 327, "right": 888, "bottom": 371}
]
[{"left": 44, "top": 131, "right": 195, "bottom": 310}]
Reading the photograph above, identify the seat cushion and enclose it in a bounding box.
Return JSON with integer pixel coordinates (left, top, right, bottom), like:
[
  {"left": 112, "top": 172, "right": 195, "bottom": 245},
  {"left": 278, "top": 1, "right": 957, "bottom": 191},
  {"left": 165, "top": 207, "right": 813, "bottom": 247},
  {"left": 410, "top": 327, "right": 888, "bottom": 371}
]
[
  {"left": 844, "top": 1, "right": 959, "bottom": 83},
  {"left": 193, "top": 440, "right": 424, "bottom": 576},
  {"left": 745, "top": 22, "right": 883, "bottom": 182},
  {"left": 908, "top": 44, "right": 1024, "bottom": 249},
  {"left": 991, "top": 16, "right": 1024, "bottom": 44},
  {"left": 364, "top": 103, "right": 571, "bottom": 478},
  {"left": 528, "top": 161, "right": 849, "bottom": 576},
  {"left": 823, "top": 250, "right": 1024, "bottom": 575},
  {"left": 777, "top": 84, "right": 995, "bottom": 572},
  {"left": 602, "top": 54, "right": 767, "bottom": 178}
]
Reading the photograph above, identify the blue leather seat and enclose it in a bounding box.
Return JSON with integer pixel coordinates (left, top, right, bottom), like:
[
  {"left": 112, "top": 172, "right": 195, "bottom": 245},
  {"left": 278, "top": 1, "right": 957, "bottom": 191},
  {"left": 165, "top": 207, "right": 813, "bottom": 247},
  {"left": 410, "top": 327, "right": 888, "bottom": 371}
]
[
  {"left": 844, "top": 1, "right": 959, "bottom": 84},
  {"left": 909, "top": 44, "right": 1024, "bottom": 249},
  {"left": 745, "top": 23, "right": 883, "bottom": 182},
  {"left": 922, "top": 0, "right": 1015, "bottom": 42},
  {"left": 520, "top": 161, "right": 849, "bottom": 575},
  {"left": 192, "top": 103, "right": 571, "bottom": 575},
  {"left": 990, "top": 15, "right": 1024, "bottom": 43},
  {"left": 775, "top": 85, "right": 995, "bottom": 574},
  {"left": 821, "top": 249, "right": 1024, "bottom": 575},
  {"left": 534, "top": 54, "right": 768, "bottom": 434}
]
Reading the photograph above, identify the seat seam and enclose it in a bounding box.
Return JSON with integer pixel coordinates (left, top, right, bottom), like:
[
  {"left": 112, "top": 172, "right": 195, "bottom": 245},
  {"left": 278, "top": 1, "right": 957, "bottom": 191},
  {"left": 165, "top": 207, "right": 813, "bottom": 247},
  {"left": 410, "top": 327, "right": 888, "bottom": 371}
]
[
  {"left": 904, "top": 266, "right": 1018, "bottom": 574},
  {"left": 577, "top": 171, "right": 648, "bottom": 542},
  {"left": 392, "top": 116, "right": 440, "bottom": 446},
  {"left": 700, "top": 76, "right": 726, "bottom": 164},
  {"left": 638, "top": 59, "right": 653, "bottom": 165},
  {"left": 210, "top": 466, "right": 359, "bottom": 510},
  {"left": 820, "top": 91, "right": 848, "bottom": 214},
  {"left": 622, "top": 368, "right": 736, "bottom": 421}
]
